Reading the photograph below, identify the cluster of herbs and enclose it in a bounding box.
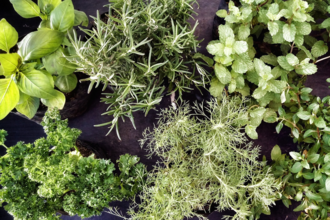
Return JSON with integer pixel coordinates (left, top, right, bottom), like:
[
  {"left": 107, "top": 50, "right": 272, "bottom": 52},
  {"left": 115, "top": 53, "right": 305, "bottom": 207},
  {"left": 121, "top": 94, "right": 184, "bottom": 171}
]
[
  {"left": 207, "top": 0, "right": 330, "bottom": 218},
  {"left": 207, "top": 0, "right": 330, "bottom": 139},
  {"left": 106, "top": 97, "right": 280, "bottom": 220},
  {"left": 0, "top": 108, "right": 146, "bottom": 219},
  {"left": 0, "top": 0, "right": 89, "bottom": 121},
  {"left": 66, "top": 0, "right": 211, "bottom": 138}
]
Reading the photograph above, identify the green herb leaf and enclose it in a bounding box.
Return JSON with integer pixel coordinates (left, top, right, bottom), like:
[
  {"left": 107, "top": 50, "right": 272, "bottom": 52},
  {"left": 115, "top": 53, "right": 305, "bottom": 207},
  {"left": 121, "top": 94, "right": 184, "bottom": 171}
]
[
  {"left": 0, "top": 19, "right": 18, "bottom": 53},
  {"left": 245, "top": 124, "right": 258, "bottom": 139},
  {"left": 314, "top": 117, "right": 326, "bottom": 128},
  {"left": 312, "top": 41, "right": 328, "bottom": 58},
  {"left": 215, "top": 63, "right": 231, "bottom": 84},
  {"left": 291, "top": 162, "right": 303, "bottom": 173},
  {"left": 55, "top": 74, "right": 77, "bottom": 93},
  {"left": 50, "top": 0, "right": 75, "bottom": 32},
  {"left": 271, "top": 145, "right": 281, "bottom": 161},
  {"left": 283, "top": 23, "right": 296, "bottom": 42},
  {"left": 0, "top": 53, "right": 20, "bottom": 77},
  {"left": 0, "top": 76, "right": 20, "bottom": 120},
  {"left": 15, "top": 92, "right": 39, "bottom": 119},
  {"left": 10, "top": 0, "right": 40, "bottom": 18}
]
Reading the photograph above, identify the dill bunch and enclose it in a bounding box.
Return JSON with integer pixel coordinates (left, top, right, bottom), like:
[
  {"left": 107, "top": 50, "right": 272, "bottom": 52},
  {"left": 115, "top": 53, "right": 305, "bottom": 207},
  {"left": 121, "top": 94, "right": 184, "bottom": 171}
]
[
  {"left": 67, "top": 0, "right": 209, "bottom": 138},
  {"left": 125, "top": 96, "right": 281, "bottom": 220}
]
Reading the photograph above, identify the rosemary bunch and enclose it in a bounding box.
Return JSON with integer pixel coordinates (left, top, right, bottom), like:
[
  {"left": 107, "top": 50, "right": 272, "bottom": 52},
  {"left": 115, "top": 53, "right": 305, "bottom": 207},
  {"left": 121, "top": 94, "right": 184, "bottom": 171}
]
[{"left": 67, "top": 0, "right": 209, "bottom": 138}]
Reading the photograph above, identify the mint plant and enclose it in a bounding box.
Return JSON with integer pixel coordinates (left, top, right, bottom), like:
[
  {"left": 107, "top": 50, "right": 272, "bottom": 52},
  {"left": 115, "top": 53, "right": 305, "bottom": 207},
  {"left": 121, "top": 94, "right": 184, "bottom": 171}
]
[
  {"left": 0, "top": 109, "right": 146, "bottom": 219},
  {"left": 0, "top": 0, "right": 89, "bottom": 120},
  {"left": 271, "top": 145, "right": 330, "bottom": 220},
  {"left": 208, "top": 0, "right": 330, "bottom": 139},
  {"left": 122, "top": 97, "right": 280, "bottom": 220},
  {"left": 67, "top": 0, "right": 210, "bottom": 138}
]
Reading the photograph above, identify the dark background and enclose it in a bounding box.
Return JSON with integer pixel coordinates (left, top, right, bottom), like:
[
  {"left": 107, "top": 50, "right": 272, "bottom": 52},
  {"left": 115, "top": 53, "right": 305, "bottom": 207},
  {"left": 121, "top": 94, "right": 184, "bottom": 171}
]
[{"left": 2, "top": 0, "right": 328, "bottom": 219}]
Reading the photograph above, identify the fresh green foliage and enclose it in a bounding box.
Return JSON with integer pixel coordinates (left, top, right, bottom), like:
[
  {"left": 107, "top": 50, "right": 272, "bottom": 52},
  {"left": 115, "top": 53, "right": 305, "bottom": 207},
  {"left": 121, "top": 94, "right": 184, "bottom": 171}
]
[
  {"left": 0, "top": 109, "right": 146, "bottom": 219},
  {"left": 124, "top": 97, "right": 280, "bottom": 220},
  {"left": 67, "top": 0, "right": 210, "bottom": 138},
  {"left": 0, "top": 0, "right": 89, "bottom": 120},
  {"left": 207, "top": 0, "right": 330, "bottom": 139},
  {"left": 271, "top": 145, "right": 330, "bottom": 220}
]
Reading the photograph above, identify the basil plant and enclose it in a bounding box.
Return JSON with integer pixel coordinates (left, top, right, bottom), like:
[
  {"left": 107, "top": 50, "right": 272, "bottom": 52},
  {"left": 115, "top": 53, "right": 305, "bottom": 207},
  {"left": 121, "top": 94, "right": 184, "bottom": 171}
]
[{"left": 0, "top": 0, "right": 88, "bottom": 120}]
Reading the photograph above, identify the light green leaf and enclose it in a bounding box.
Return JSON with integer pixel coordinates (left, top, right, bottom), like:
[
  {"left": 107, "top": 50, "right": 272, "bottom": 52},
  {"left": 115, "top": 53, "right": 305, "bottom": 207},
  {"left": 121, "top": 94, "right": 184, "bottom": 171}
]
[
  {"left": 296, "top": 63, "right": 317, "bottom": 75},
  {"left": 216, "top": 9, "right": 227, "bottom": 18},
  {"left": 10, "top": 0, "right": 40, "bottom": 18},
  {"left": 263, "top": 108, "right": 277, "bottom": 123},
  {"left": 326, "top": 177, "right": 330, "bottom": 192},
  {"left": 232, "top": 56, "right": 248, "bottom": 74},
  {"left": 0, "top": 53, "right": 20, "bottom": 76},
  {"left": 236, "top": 85, "right": 250, "bottom": 96},
  {"left": 218, "top": 25, "right": 234, "bottom": 44},
  {"left": 252, "top": 87, "right": 267, "bottom": 99},
  {"left": 324, "top": 153, "right": 330, "bottom": 163},
  {"left": 290, "top": 152, "right": 302, "bottom": 160},
  {"left": 295, "top": 22, "right": 311, "bottom": 35},
  {"left": 294, "top": 35, "right": 304, "bottom": 46},
  {"left": 228, "top": 79, "right": 236, "bottom": 93},
  {"left": 276, "top": 122, "right": 283, "bottom": 133},
  {"left": 0, "top": 76, "right": 20, "bottom": 120},
  {"left": 233, "top": 41, "right": 248, "bottom": 54},
  {"left": 283, "top": 23, "right": 296, "bottom": 42},
  {"left": 278, "top": 56, "right": 294, "bottom": 71},
  {"left": 292, "top": 128, "right": 299, "bottom": 139},
  {"left": 321, "top": 18, "right": 330, "bottom": 29},
  {"left": 245, "top": 125, "right": 258, "bottom": 139},
  {"left": 74, "top": 10, "right": 89, "bottom": 27},
  {"left": 50, "top": 0, "right": 75, "bottom": 32},
  {"left": 305, "top": 191, "right": 323, "bottom": 202},
  {"left": 238, "top": 25, "right": 250, "bottom": 40},
  {"left": 271, "top": 145, "right": 281, "bottom": 161},
  {"left": 314, "top": 170, "right": 322, "bottom": 182},
  {"left": 15, "top": 92, "right": 39, "bottom": 119},
  {"left": 0, "top": 19, "right": 18, "bottom": 53},
  {"left": 286, "top": 53, "right": 299, "bottom": 66},
  {"left": 17, "top": 70, "right": 55, "bottom": 99},
  {"left": 55, "top": 74, "right": 77, "bottom": 93},
  {"left": 193, "top": 53, "right": 214, "bottom": 67},
  {"left": 206, "top": 42, "right": 224, "bottom": 56},
  {"left": 301, "top": 160, "right": 310, "bottom": 169},
  {"left": 315, "top": 117, "right": 326, "bottom": 128},
  {"left": 215, "top": 63, "right": 231, "bottom": 84},
  {"left": 43, "top": 47, "right": 76, "bottom": 75},
  {"left": 291, "top": 162, "right": 302, "bottom": 173},
  {"left": 250, "top": 107, "right": 266, "bottom": 118},
  {"left": 312, "top": 41, "right": 328, "bottom": 58},
  {"left": 297, "top": 111, "right": 311, "bottom": 120},
  {"left": 19, "top": 62, "right": 37, "bottom": 73},
  {"left": 41, "top": 90, "right": 65, "bottom": 109},
  {"left": 209, "top": 77, "right": 224, "bottom": 97},
  {"left": 18, "top": 29, "right": 64, "bottom": 61},
  {"left": 268, "top": 21, "right": 278, "bottom": 36},
  {"left": 307, "top": 154, "right": 319, "bottom": 163}
]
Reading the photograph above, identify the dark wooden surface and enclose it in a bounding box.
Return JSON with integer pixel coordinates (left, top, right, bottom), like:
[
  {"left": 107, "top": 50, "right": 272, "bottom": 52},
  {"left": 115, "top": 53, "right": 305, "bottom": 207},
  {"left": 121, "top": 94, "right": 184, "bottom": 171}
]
[{"left": 2, "top": 0, "right": 329, "bottom": 219}]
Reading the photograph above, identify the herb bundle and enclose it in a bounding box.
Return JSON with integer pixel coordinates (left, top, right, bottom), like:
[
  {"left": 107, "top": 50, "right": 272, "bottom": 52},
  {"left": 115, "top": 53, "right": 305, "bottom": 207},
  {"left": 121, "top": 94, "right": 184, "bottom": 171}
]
[
  {"left": 0, "top": 109, "right": 146, "bottom": 219},
  {"left": 67, "top": 0, "right": 210, "bottom": 138},
  {"left": 122, "top": 97, "right": 280, "bottom": 220},
  {"left": 208, "top": 0, "right": 330, "bottom": 139}
]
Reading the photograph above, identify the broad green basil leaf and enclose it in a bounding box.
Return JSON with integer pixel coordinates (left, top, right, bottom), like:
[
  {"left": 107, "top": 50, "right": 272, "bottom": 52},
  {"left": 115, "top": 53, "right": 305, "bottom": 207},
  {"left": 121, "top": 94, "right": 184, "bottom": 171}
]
[
  {"left": 38, "top": 0, "right": 61, "bottom": 13},
  {"left": 42, "top": 47, "right": 76, "bottom": 75},
  {"left": 0, "top": 76, "right": 20, "bottom": 120},
  {"left": 17, "top": 70, "right": 55, "bottom": 99},
  {"left": 10, "top": 0, "right": 40, "bottom": 18},
  {"left": 41, "top": 90, "right": 65, "bottom": 109},
  {"left": 0, "top": 53, "right": 20, "bottom": 76},
  {"left": 55, "top": 74, "right": 77, "bottom": 93},
  {"left": 0, "top": 19, "right": 18, "bottom": 53},
  {"left": 271, "top": 145, "right": 281, "bottom": 161},
  {"left": 15, "top": 92, "right": 40, "bottom": 119},
  {"left": 50, "top": 0, "right": 75, "bottom": 32},
  {"left": 19, "top": 62, "right": 37, "bottom": 73},
  {"left": 18, "top": 29, "right": 64, "bottom": 61},
  {"left": 74, "top": 10, "right": 89, "bottom": 27},
  {"left": 0, "top": 66, "right": 3, "bottom": 76}
]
